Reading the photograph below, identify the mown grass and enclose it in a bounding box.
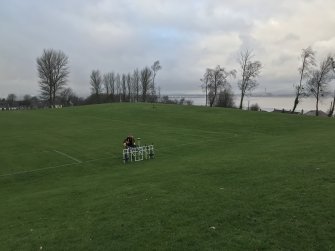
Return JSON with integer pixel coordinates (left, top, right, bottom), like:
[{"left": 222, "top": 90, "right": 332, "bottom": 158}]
[{"left": 0, "top": 103, "right": 334, "bottom": 250}]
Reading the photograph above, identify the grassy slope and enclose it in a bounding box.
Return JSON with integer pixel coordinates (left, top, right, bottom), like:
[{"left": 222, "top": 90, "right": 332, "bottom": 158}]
[{"left": 0, "top": 103, "right": 334, "bottom": 250}]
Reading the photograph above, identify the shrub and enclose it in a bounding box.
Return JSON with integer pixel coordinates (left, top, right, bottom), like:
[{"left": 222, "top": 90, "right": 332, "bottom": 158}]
[
  {"left": 216, "top": 88, "right": 235, "bottom": 108},
  {"left": 250, "top": 103, "right": 260, "bottom": 111}
]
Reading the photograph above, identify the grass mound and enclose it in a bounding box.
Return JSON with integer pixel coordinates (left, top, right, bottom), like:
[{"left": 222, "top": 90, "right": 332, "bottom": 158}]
[{"left": 1, "top": 103, "right": 334, "bottom": 250}]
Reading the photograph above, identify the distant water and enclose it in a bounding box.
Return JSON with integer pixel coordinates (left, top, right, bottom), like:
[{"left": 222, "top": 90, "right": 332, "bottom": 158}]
[{"left": 178, "top": 95, "right": 334, "bottom": 113}]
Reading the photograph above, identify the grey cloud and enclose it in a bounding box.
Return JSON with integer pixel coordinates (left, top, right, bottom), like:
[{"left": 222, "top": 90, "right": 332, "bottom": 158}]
[{"left": 0, "top": 0, "right": 335, "bottom": 97}]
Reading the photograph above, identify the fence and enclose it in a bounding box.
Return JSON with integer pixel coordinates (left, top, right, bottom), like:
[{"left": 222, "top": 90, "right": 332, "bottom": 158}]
[{"left": 122, "top": 145, "right": 155, "bottom": 163}]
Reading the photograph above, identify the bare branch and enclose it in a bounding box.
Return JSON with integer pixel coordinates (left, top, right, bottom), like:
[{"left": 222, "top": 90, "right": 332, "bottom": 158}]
[
  {"left": 202, "top": 65, "right": 236, "bottom": 107},
  {"left": 237, "top": 49, "right": 262, "bottom": 109},
  {"left": 37, "top": 49, "right": 69, "bottom": 107},
  {"left": 306, "top": 55, "right": 334, "bottom": 116},
  {"left": 90, "top": 70, "right": 103, "bottom": 97}
]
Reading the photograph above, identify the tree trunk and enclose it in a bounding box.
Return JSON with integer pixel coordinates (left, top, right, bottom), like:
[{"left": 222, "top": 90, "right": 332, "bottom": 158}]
[
  {"left": 205, "top": 83, "right": 208, "bottom": 107},
  {"left": 328, "top": 101, "right": 334, "bottom": 117},
  {"left": 328, "top": 92, "right": 335, "bottom": 117},
  {"left": 209, "top": 95, "right": 214, "bottom": 107},
  {"left": 53, "top": 88, "right": 56, "bottom": 108},
  {"left": 49, "top": 88, "right": 52, "bottom": 108},
  {"left": 239, "top": 93, "right": 244, "bottom": 109},
  {"left": 292, "top": 96, "right": 299, "bottom": 113}
]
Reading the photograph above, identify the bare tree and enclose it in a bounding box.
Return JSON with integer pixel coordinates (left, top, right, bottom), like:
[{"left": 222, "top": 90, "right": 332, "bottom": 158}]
[
  {"left": 103, "top": 72, "right": 115, "bottom": 100},
  {"left": 37, "top": 49, "right": 69, "bottom": 107},
  {"left": 126, "top": 73, "right": 132, "bottom": 101},
  {"left": 306, "top": 55, "right": 334, "bottom": 116},
  {"left": 216, "top": 87, "right": 235, "bottom": 108},
  {"left": 109, "top": 72, "right": 116, "bottom": 99},
  {"left": 6, "top": 93, "right": 17, "bottom": 107},
  {"left": 201, "top": 68, "right": 211, "bottom": 107},
  {"left": 23, "top": 94, "right": 31, "bottom": 101},
  {"left": 151, "top": 60, "right": 162, "bottom": 98},
  {"left": 59, "top": 87, "right": 74, "bottom": 106},
  {"left": 115, "top": 73, "right": 121, "bottom": 102},
  {"left": 90, "top": 70, "right": 103, "bottom": 97},
  {"left": 103, "top": 73, "right": 110, "bottom": 96},
  {"left": 237, "top": 49, "right": 262, "bottom": 109},
  {"left": 291, "top": 47, "right": 316, "bottom": 113},
  {"left": 327, "top": 57, "right": 335, "bottom": 117},
  {"left": 132, "top": 69, "right": 140, "bottom": 102},
  {"left": 140, "top": 67, "right": 153, "bottom": 102},
  {"left": 22, "top": 94, "right": 31, "bottom": 106},
  {"left": 327, "top": 90, "right": 335, "bottom": 117},
  {"left": 205, "top": 66, "right": 236, "bottom": 107},
  {"left": 121, "top": 74, "right": 127, "bottom": 102}
]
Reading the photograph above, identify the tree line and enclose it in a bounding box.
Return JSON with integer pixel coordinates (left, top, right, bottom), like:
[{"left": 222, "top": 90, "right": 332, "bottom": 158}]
[
  {"left": 35, "top": 49, "right": 167, "bottom": 107},
  {"left": 88, "top": 60, "right": 161, "bottom": 104},
  {"left": 201, "top": 49, "right": 262, "bottom": 109},
  {"left": 2, "top": 48, "right": 334, "bottom": 115},
  {"left": 1, "top": 49, "right": 187, "bottom": 109},
  {"left": 0, "top": 91, "right": 85, "bottom": 110},
  {"left": 292, "top": 47, "right": 335, "bottom": 116},
  {"left": 201, "top": 47, "right": 335, "bottom": 116}
]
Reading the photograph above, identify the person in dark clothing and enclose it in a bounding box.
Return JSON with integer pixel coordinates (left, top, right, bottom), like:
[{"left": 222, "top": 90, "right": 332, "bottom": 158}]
[{"left": 123, "top": 135, "right": 136, "bottom": 148}]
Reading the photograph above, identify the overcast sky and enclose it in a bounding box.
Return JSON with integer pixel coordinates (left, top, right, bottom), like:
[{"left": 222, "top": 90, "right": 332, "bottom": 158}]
[{"left": 1, "top": 0, "right": 334, "bottom": 98}]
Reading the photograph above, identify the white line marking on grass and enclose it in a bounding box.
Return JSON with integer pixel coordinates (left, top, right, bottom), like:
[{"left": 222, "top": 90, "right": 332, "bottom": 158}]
[
  {"left": 0, "top": 162, "right": 81, "bottom": 177},
  {"left": 0, "top": 138, "right": 226, "bottom": 178},
  {"left": 0, "top": 154, "right": 118, "bottom": 178},
  {"left": 53, "top": 150, "right": 82, "bottom": 163}
]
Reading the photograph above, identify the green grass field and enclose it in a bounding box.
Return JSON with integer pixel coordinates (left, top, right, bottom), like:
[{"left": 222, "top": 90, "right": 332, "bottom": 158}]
[{"left": 1, "top": 103, "right": 334, "bottom": 250}]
